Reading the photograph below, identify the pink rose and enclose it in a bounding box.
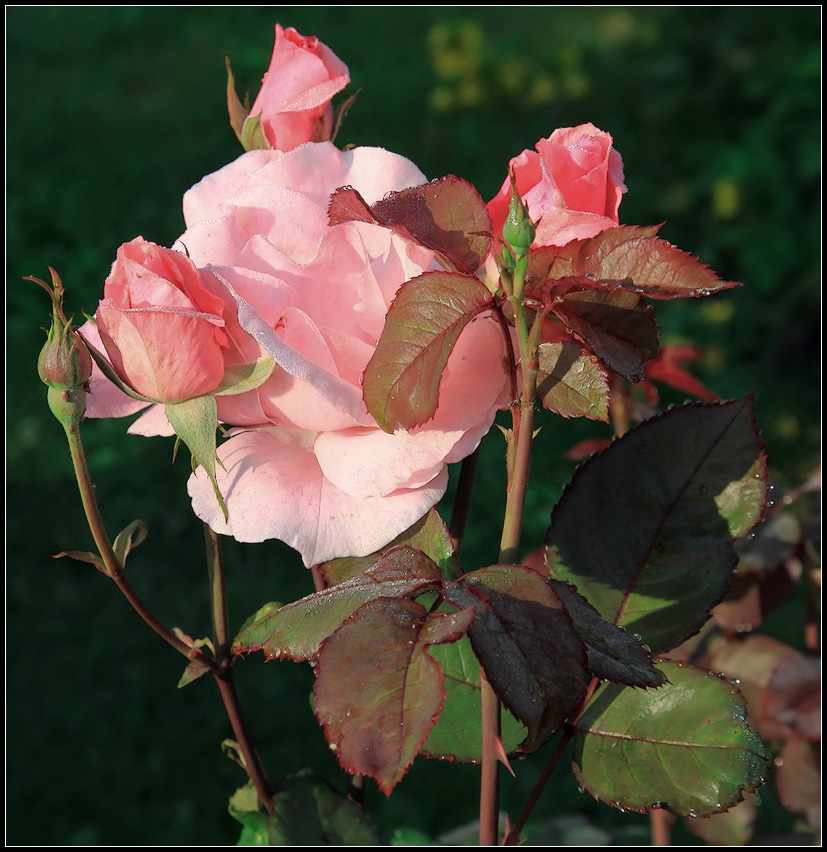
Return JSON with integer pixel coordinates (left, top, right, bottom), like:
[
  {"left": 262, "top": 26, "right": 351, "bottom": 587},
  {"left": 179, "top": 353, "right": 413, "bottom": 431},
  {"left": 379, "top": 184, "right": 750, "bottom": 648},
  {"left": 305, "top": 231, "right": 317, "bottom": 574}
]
[
  {"left": 93, "top": 237, "right": 228, "bottom": 404},
  {"left": 90, "top": 143, "right": 508, "bottom": 566},
  {"left": 488, "top": 122, "right": 626, "bottom": 248},
  {"left": 249, "top": 24, "right": 350, "bottom": 152}
]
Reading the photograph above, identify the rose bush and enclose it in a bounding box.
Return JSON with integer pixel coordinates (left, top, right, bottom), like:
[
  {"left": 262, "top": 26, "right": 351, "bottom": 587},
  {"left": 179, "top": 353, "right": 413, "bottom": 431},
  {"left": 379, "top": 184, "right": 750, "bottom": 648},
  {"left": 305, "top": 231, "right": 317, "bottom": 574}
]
[
  {"left": 487, "top": 122, "right": 626, "bottom": 248},
  {"left": 92, "top": 237, "right": 229, "bottom": 404},
  {"left": 86, "top": 142, "right": 509, "bottom": 566},
  {"left": 248, "top": 24, "right": 349, "bottom": 152}
]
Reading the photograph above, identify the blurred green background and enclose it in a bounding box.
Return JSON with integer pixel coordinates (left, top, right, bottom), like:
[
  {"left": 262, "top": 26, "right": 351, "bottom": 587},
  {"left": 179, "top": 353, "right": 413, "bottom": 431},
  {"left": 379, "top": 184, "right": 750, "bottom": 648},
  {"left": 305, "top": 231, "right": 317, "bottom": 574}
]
[{"left": 7, "top": 7, "right": 819, "bottom": 846}]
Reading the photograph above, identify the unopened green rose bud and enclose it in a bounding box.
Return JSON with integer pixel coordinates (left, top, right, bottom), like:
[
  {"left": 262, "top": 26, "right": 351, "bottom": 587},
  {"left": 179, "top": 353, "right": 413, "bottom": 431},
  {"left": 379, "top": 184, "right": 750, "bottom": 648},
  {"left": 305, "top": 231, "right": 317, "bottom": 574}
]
[
  {"left": 501, "top": 172, "right": 535, "bottom": 257},
  {"left": 29, "top": 267, "right": 93, "bottom": 429}
]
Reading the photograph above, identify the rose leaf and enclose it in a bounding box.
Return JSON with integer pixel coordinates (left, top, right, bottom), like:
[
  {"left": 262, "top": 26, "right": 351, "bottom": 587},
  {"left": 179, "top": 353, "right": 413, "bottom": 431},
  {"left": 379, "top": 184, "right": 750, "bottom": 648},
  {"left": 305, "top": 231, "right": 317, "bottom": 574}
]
[
  {"left": 444, "top": 564, "right": 589, "bottom": 752},
  {"left": 363, "top": 271, "right": 495, "bottom": 432},
  {"left": 536, "top": 341, "right": 610, "bottom": 421},
  {"left": 546, "top": 398, "right": 767, "bottom": 654},
  {"left": 313, "top": 599, "right": 475, "bottom": 795},
  {"left": 572, "top": 661, "right": 768, "bottom": 817},
  {"left": 232, "top": 546, "right": 442, "bottom": 661}
]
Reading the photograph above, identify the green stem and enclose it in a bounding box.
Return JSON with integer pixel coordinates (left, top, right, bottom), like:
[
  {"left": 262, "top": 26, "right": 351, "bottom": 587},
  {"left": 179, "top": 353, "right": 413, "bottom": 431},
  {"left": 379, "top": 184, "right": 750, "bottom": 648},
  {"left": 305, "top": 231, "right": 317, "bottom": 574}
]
[
  {"left": 65, "top": 421, "right": 207, "bottom": 663},
  {"left": 204, "top": 526, "right": 275, "bottom": 816},
  {"left": 479, "top": 261, "right": 539, "bottom": 847}
]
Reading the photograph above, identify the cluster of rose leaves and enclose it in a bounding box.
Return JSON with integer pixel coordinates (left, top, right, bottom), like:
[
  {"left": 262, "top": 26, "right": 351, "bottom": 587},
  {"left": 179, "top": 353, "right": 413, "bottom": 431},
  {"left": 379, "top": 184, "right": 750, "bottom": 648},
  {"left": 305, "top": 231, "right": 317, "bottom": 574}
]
[{"left": 79, "top": 24, "right": 775, "bottom": 818}]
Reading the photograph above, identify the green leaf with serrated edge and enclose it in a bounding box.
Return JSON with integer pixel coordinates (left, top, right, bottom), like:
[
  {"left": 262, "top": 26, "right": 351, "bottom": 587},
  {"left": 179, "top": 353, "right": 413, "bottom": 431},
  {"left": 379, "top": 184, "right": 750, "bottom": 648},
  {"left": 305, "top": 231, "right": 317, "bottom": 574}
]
[
  {"left": 444, "top": 564, "right": 589, "bottom": 752},
  {"left": 225, "top": 56, "right": 250, "bottom": 145},
  {"left": 363, "top": 271, "right": 495, "bottom": 432},
  {"left": 177, "top": 657, "right": 211, "bottom": 689},
  {"left": 546, "top": 398, "right": 767, "bottom": 654},
  {"left": 112, "top": 519, "right": 147, "bottom": 568},
  {"left": 53, "top": 549, "right": 105, "bottom": 572},
  {"left": 422, "top": 634, "right": 526, "bottom": 762},
  {"left": 330, "top": 177, "right": 492, "bottom": 274},
  {"left": 230, "top": 770, "right": 380, "bottom": 846},
  {"left": 319, "top": 508, "right": 456, "bottom": 586},
  {"left": 235, "top": 601, "right": 282, "bottom": 638},
  {"left": 537, "top": 341, "right": 610, "bottom": 421},
  {"left": 214, "top": 356, "right": 275, "bottom": 396},
  {"left": 164, "top": 395, "right": 226, "bottom": 520},
  {"left": 550, "top": 580, "right": 665, "bottom": 688},
  {"left": 314, "top": 599, "right": 475, "bottom": 796},
  {"left": 548, "top": 282, "right": 659, "bottom": 383},
  {"left": 572, "top": 661, "right": 768, "bottom": 817},
  {"left": 233, "top": 546, "right": 442, "bottom": 661}
]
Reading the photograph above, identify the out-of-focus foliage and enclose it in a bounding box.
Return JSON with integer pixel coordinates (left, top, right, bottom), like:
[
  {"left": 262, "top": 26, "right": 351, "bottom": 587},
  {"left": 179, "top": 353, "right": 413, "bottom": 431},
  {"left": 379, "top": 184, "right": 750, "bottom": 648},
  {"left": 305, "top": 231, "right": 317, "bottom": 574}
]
[{"left": 7, "top": 7, "right": 818, "bottom": 846}]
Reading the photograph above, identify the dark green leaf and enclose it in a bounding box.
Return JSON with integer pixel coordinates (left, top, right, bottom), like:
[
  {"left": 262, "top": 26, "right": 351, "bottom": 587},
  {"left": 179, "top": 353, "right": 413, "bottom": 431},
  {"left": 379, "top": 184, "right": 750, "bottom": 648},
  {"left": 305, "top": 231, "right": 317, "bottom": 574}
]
[
  {"left": 232, "top": 546, "right": 442, "bottom": 661},
  {"left": 313, "top": 599, "right": 475, "bottom": 795},
  {"left": 536, "top": 341, "right": 610, "bottom": 421},
  {"left": 550, "top": 580, "right": 665, "bottom": 688},
  {"left": 572, "top": 661, "right": 768, "bottom": 817},
  {"left": 547, "top": 398, "right": 767, "bottom": 653},
  {"left": 362, "top": 271, "right": 495, "bottom": 431},
  {"left": 445, "top": 564, "right": 589, "bottom": 752}
]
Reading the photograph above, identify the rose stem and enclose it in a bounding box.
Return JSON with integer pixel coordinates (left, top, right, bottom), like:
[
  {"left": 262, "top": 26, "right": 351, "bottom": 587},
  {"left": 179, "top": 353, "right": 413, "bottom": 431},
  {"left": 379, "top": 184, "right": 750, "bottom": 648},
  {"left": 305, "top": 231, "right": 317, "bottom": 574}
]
[
  {"left": 502, "top": 731, "right": 571, "bottom": 846},
  {"left": 204, "top": 526, "right": 274, "bottom": 814},
  {"left": 503, "top": 677, "right": 599, "bottom": 845},
  {"left": 64, "top": 418, "right": 208, "bottom": 663},
  {"left": 479, "top": 259, "right": 540, "bottom": 847},
  {"left": 650, "top": 809, "right": 674, "bottom": 845}
]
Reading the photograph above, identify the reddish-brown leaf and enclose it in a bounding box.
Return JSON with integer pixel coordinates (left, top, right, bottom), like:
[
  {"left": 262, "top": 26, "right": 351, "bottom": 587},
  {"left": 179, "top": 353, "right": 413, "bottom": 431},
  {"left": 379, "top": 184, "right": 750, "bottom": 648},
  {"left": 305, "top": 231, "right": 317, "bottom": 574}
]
[
  {"left": 329, "top": 177, "right": 492, "bottom": 274},
  {"left": 313, "top": 599, "right": 475, "bottom": 795},
  {"left": 536, "top": 341, "right": 610, "bottom": 421},
  {"left": 362, "top": 271, "right": 496, "bottom": 431}
]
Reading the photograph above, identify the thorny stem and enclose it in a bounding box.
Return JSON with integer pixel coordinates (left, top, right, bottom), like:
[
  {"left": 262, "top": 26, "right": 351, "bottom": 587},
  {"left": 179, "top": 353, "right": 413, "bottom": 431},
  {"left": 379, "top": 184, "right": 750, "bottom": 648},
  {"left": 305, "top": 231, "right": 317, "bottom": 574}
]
[
  {"left": 205, "top": 526, "right": 274, "bottom": 815},
  {"left": 66, "top": 416, "right": 273, "bottom": 815},
  {"left": 65, "top": 421, "right": 206, "bottom": 662},
  {"left": 503, "top": 731, "right": 572, "bottom": 846},
  {"left": 479, "top": 259, "right": 540, "bottom": 846},
  {"left": 504, "top": 677, "right": 603, "bottom": 846}
]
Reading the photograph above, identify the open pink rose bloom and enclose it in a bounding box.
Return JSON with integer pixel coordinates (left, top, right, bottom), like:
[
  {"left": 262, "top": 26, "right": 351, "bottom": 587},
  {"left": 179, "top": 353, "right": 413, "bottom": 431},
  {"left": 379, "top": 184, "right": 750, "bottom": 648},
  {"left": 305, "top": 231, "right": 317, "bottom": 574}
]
[{"left": 86, "top": 143, "right": 509, "bottom": 566}]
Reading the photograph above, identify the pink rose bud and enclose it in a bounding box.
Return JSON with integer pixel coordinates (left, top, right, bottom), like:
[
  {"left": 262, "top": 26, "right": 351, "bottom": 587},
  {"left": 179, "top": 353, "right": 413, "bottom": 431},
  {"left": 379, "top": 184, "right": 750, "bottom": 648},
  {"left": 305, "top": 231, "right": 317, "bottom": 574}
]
[
  {"left": 248, "top": 24, "right": 350, "bottom": 152},
  {"left": 488, "top": 122, "right": 627, "bottom": 248},
  {"left": 95, "top": 237, "right": 229, "bottom": 404},
  {"left": 35, "top": 267, "right": 93, "bottom": 392}
]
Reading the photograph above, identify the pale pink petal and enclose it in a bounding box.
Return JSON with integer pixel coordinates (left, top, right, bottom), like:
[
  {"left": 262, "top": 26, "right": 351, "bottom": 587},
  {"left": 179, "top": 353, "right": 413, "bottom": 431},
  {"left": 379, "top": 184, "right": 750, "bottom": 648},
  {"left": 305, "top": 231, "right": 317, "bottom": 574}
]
[
  {"left": 79, "top": 321, "right": 151, "bottom": 420},
  {"left": 127, "top": 405, "right": 175, "bottom": 437},
  {"left": 188, "top": 427, "right": 448, "bottom": 567},
  {"left": 209, "top": 269, "right": 372, "bottom": 427}
]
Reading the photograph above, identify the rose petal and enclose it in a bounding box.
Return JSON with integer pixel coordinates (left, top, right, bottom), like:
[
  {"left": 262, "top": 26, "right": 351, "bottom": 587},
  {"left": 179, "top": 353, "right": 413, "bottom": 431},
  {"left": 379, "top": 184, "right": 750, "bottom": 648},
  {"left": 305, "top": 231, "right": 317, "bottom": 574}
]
[{"left": 188, "top": 426, "right": 448, "bottom": 566}]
